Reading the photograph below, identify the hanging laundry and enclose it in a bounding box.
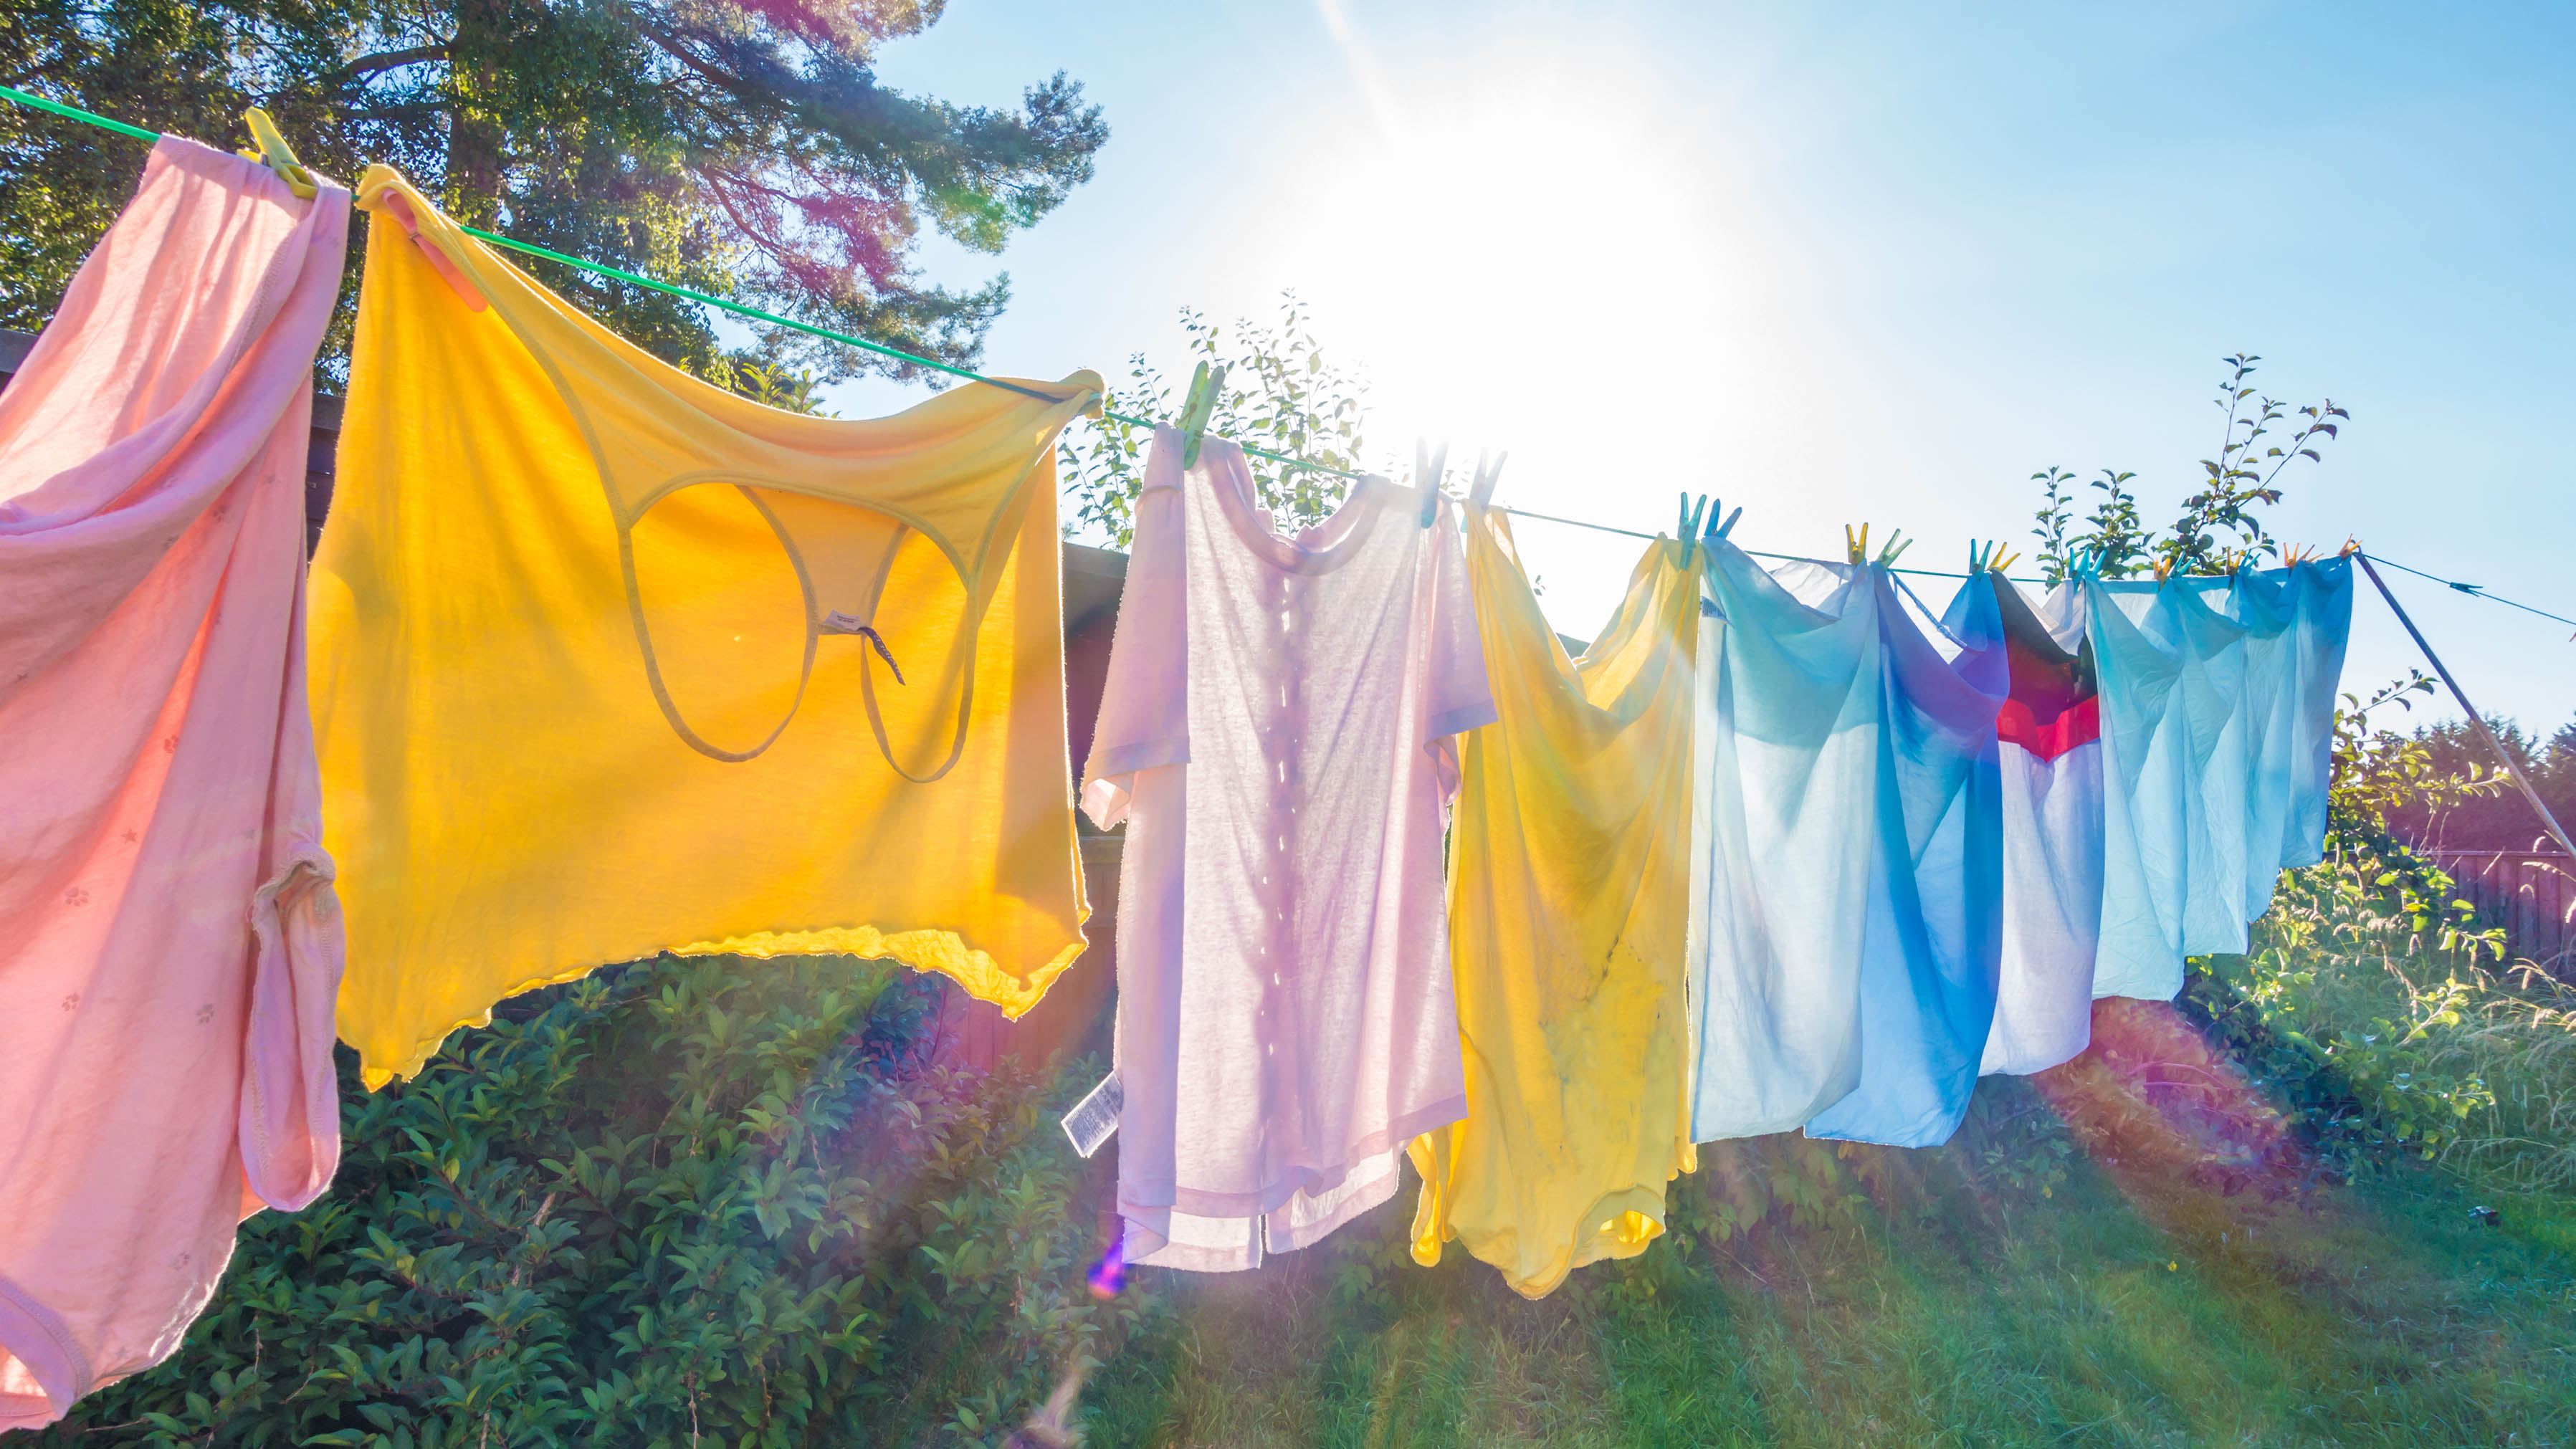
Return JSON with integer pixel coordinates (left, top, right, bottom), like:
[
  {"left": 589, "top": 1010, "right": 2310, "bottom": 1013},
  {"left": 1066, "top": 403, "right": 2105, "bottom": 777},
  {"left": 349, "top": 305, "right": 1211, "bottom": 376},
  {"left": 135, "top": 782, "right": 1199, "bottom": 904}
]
[
  {"left": 1687, "top": 547, "right": 1881, "bottom": 1141},
  {"left": 2086, "top": 560, "right": 2354, "bottom": 1002},
  {"left": 1801, "top": 570, "right": 2006, "bottom": 1147},
  {"left": 2280, "top": 560, "right": 2355, "bottom": 864},
  {"left": 0, "top": 138, "right": 348, "bottom": 1431},
  {"left": 2087, "top": 578, "right": 2234, "bottom": 1000},
  {"left": 1408, "top": 515, "right": 1699, "bottom": 1299},
  {"left": 2215, "top": 560, "right": 2355, "bottom": 917},
  {"left": 1945, "top": 575, "right": 2104, "bottom": 1077},
  {"left": 1081, "top": 429, "right": 1494, "bottom": 1272},
  {"left": 313, "top": 169, "right": 1105, "bottom": 1088}
]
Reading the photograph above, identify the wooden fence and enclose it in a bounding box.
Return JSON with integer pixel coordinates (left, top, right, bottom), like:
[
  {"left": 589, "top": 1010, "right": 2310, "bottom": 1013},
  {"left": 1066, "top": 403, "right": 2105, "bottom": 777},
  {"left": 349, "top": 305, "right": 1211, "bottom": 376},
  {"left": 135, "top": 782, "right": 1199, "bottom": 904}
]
[{"left": 2425, "top": 851, "right": 2576, "bottom": 973}]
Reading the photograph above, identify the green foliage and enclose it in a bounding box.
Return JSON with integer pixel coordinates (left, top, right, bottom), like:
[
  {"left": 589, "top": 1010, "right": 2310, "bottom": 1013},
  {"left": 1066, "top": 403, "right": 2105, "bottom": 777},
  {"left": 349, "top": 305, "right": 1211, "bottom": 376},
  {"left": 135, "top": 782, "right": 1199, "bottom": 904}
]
[
  {"left": 2031, "top": 354, "right": 2349, "bottom": 583},
  {"left": 2171, "top": 671, "right": 2515, "bottom": 1169},
  {"left": 1059, "top": 293, "right": 1375, "bottom": 547},
  {"left": 39, "top": 955, "right": 1135, "bottom": 1448},
  {"left": 2388, "top": 710, "right": 2576, "bottom": 852},
  {"left": 1, "top": 0, "right": 1107, "bottom": 382},
  {"left": 700, "top": 355, "right": 829, "bottom": 416}
]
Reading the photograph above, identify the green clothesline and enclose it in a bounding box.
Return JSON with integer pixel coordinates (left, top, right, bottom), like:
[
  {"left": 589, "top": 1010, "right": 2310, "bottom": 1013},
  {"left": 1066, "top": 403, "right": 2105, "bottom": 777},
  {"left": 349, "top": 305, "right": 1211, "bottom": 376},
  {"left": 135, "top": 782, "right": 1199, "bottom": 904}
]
[{"left": 8, "top": 82, "right": 2575, "bottom": 617}]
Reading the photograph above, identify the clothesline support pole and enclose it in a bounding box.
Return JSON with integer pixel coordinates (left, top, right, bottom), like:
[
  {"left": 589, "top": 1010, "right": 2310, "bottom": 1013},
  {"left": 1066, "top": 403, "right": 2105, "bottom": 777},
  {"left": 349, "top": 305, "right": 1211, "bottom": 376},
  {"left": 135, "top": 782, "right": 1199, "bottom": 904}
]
[{"left": 2356, "top": 552, "right": 2576, "bottom": 861}]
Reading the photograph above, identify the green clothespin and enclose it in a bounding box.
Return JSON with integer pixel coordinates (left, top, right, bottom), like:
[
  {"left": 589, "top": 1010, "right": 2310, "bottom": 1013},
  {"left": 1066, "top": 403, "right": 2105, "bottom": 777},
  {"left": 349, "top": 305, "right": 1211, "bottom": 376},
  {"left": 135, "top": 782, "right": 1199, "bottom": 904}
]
[
  {"left": 1178, "top": 361, "right": 1226, "bottom": 468},
  {"left": 239, "top": 107, "right": 316, "bottom": 199},
  {"left": 1417, "top": 439, "right": 1450, "bottom": 527},
  {"left": 1846, "top": 524, "right": 1908, "bottom": 567}
]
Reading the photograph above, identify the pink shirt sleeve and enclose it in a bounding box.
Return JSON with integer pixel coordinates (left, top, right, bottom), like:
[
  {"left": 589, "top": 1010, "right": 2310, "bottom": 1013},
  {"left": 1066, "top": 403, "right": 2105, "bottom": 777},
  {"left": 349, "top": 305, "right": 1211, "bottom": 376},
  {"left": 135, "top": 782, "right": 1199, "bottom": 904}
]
[{"left": 1079, "top": 428, "right": 1191, "bottom": 828}]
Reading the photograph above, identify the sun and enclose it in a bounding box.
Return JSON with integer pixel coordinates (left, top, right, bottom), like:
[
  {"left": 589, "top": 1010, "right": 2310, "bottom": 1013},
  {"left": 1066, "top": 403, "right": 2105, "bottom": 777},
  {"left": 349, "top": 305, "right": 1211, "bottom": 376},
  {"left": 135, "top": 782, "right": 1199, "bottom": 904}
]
[{"left": 1216, "top": 29, "right": 1783, "bottom": 631}]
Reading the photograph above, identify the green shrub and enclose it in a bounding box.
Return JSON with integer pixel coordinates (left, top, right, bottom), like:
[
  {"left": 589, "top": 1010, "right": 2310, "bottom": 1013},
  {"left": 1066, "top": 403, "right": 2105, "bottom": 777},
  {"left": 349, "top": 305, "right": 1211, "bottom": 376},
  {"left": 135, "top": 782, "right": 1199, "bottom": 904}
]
[{"left": 37, "top": 955, "right": 1135, "bottom": 1448}]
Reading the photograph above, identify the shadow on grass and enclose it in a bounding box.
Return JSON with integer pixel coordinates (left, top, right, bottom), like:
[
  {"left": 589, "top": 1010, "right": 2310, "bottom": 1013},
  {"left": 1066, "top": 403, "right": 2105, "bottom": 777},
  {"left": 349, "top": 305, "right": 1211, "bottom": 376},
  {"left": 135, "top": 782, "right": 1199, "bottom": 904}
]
[{"left": 1077, "top": 1022, "right": 2576, "bottom": 1448}]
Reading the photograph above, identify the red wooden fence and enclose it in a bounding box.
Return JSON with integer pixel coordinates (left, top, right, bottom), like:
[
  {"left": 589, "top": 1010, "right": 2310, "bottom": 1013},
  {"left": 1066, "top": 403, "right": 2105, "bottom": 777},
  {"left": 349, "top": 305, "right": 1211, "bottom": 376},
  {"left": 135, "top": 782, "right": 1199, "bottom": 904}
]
[{"left": 2425, "top": 851, "right": 2576, "bottom": 974}]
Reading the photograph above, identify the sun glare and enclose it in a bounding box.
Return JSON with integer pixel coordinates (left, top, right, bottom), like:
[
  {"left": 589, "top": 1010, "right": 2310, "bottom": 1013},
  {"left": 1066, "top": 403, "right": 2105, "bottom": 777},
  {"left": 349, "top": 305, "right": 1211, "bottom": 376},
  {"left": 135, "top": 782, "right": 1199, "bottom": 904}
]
[
  {"left": 1221, "top": 27, "right": 1811, "bottom": 632},
  {"left": 1252, "top": 74, "right": 1738, "bottom": 454}
]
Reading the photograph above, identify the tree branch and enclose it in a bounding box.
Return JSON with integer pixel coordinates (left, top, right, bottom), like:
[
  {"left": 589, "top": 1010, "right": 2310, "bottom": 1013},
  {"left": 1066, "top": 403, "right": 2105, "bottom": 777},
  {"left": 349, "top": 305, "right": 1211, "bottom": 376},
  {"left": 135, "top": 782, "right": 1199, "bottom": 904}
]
[{"left": 323, "top": 45, "right": 449, "bottom": 90}]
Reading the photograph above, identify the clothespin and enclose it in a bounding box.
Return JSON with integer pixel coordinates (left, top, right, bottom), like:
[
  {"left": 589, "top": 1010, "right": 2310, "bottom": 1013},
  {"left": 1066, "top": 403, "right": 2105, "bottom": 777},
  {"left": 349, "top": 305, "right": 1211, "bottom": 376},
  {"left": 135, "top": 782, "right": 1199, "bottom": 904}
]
[
  {"left": 1846, "top": 524, "right": 1909, "bottom": 568},
  {"left": 1467, "top": 451, "right": 1507, "bottom": 514},
  {"left": 1416, "top": 439, "right": 1450, "bottom": 527},
  {"left": 237, "top": 108, "right": 316, "bottom": 199},
  {"left": 1677, "top": 493, "right": 1710, "bottom": 563},
  {"left": 1178, "top": 361, "right": 1226, "bottom": 468},
  {"left": 1704, "top": 497, "right": 1742, "bottom": 543},
  {"left": 2338, "top": 535, "right": 2362, "bottom": 558},
  {"left": 1967, "top": 540, "right": 2020, "bottom": 576}
]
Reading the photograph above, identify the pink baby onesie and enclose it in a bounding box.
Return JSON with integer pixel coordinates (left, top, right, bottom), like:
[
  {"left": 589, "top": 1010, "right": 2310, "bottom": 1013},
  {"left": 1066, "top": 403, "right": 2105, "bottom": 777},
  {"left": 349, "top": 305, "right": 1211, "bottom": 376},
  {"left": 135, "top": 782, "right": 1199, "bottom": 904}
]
[
  {"left": 0, "top": 137, "right": 349, "bottom": 1430},
  {"left": 1082, "top": 429, "right": 1494, "bottom": 1272}
]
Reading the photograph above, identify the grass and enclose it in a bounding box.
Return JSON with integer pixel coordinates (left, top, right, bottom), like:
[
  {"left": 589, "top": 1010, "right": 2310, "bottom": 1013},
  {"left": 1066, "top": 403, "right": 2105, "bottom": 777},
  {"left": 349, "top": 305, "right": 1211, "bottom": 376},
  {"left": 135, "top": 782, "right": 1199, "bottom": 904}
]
[
  {"left": 1077, "top": 1136, "right": 2576, "bottom": 1447},
  {"left": 1067, "top": 914, "right": 2576, "bottom": 1447}
]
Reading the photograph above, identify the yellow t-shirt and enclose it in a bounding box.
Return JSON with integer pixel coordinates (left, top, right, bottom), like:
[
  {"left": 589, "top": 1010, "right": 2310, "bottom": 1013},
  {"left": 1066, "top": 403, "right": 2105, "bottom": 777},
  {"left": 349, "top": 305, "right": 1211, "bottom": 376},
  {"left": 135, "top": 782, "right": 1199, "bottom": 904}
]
[
  {"left": 314, "top": 167, "right": 1104, "bottom": 1086},
  {"left": 1408, "top": 512, "right": 1700, "bottom": 1296}
]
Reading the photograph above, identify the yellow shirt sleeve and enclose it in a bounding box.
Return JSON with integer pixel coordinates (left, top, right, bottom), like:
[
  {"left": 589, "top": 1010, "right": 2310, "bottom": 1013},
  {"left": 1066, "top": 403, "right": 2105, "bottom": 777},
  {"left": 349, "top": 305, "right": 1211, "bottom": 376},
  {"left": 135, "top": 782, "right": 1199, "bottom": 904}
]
[
  {"left": 314, "top": 167, "right": 1104, "bottom": 1087},
  {"left": 1408, "top": 512, "right": 1701, "bottom": 1297}
]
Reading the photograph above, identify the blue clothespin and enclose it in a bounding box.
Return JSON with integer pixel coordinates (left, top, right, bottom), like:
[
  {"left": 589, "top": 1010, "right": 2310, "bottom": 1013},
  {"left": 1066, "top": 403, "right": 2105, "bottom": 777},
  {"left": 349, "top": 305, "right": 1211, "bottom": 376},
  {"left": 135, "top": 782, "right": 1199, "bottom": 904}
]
[
  {"left": 1704, "top": 497, "right": 1742, "bottom": 543},
  {"left": 1677, "top": 493, "right": 1709, "bottom": 563},
  {"left": 1416, "top": 439, "right": 1449, "bottom": 527},
  {"left": 1178, "top": 361, "right": 1226, "bottom": 469}
]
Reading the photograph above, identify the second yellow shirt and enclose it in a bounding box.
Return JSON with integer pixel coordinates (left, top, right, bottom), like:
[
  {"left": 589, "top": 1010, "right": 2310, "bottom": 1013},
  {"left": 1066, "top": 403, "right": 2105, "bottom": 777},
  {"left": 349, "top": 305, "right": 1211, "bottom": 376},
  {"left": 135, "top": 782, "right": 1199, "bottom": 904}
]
[{"left": 1408, "top": 512, "right": 1700, "bottom": 1296}]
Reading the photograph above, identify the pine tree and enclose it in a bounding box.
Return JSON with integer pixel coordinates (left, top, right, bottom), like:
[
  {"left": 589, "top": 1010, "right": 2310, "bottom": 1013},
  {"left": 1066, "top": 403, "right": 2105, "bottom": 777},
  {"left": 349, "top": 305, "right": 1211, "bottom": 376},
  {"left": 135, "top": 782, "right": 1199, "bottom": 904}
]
[{"left": 0, "top": 0, "right": 1107, "bottom": 382}]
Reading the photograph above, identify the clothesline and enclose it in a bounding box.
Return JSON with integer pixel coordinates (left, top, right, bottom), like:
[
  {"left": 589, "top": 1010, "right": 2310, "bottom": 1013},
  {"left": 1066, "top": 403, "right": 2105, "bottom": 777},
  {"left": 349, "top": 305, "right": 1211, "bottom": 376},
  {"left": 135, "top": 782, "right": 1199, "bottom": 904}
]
[
  {"left": 0, "top": 98, "right": 2537, "bottom": 1407},
  {"left": 8, "top": 84, "right": 2575, "bottom": 616}
]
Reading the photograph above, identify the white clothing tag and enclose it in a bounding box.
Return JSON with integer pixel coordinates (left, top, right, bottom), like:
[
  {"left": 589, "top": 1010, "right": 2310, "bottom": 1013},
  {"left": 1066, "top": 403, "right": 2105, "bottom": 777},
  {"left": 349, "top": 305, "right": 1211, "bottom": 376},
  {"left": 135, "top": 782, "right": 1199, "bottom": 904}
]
[{"left": 1060, "top": 1070, "right": 1123, "bottom": 1158}]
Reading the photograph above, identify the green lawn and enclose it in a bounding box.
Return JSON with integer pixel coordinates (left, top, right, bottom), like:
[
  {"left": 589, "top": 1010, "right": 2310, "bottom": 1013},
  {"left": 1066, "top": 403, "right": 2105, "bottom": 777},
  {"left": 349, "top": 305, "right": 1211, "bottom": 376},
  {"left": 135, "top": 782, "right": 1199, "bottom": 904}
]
[{"left": 1079, "top": 1124, "right": 2576, "bottom": 1447}]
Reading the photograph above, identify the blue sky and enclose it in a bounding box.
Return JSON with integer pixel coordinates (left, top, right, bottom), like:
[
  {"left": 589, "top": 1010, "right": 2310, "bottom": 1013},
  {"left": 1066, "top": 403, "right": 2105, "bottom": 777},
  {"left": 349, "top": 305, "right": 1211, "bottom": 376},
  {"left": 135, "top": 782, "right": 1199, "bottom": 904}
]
[{"left": 826, "top": 1, "right": 2576, "bottom": 735}]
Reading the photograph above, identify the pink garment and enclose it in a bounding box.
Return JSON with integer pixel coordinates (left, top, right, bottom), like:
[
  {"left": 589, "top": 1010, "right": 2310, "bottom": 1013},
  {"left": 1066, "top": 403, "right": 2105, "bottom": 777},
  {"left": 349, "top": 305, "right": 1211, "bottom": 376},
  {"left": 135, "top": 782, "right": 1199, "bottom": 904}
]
[
  {"left": 0, "top": 138, "right": 348, "bottom": 1430},
  {"left": 1082, "top": 429, "right": 1494, "bottom": 1272}
]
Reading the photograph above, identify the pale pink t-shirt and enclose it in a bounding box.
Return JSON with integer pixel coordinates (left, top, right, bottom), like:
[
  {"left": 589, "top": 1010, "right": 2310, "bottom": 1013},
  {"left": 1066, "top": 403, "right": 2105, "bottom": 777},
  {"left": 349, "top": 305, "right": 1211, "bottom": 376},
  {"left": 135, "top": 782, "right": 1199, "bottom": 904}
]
[
  {"left": 1082, "top": 431, "right": 1494, "bottom": 1272},
  {"left": 0, "top": 138, "right": 348, "bottom": 1430}
]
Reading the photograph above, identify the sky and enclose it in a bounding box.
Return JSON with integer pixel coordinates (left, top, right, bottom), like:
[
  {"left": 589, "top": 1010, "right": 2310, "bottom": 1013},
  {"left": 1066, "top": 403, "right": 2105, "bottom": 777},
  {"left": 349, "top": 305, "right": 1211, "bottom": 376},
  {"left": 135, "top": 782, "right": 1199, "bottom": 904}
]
[{"left": 824, "top": 0, "right": 2576, "bottom": 732}]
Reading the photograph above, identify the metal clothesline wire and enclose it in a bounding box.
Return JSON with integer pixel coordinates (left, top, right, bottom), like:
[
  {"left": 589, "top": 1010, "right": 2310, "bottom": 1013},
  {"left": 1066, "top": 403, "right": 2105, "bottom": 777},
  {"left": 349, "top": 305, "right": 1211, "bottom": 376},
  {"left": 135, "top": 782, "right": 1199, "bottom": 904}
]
[{"left": 9, "top": 85, "right": 2575, "bottom": 617}]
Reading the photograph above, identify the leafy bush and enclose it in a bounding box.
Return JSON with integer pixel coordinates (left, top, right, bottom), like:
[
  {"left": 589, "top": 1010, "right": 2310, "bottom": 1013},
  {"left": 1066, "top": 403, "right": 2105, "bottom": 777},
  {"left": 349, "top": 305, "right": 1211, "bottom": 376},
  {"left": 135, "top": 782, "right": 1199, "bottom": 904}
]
[
  {"left": 1059, "top": 292, "right": 1375, "bottom": 548},
  {"left": 37, "top": 955, "right": 1134, "bottom": 1448}
]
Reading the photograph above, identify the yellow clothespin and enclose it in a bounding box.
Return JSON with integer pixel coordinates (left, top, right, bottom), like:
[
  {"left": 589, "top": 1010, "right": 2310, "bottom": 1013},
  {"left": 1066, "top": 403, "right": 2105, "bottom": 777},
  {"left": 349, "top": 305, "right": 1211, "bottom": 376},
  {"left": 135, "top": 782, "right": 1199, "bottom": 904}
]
[
  {"left": 1845, "top": 523, "right": 1867, "bottom": 565},
  {"left": 239, "top": 107, "right": 317, "bottom": 199}
]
